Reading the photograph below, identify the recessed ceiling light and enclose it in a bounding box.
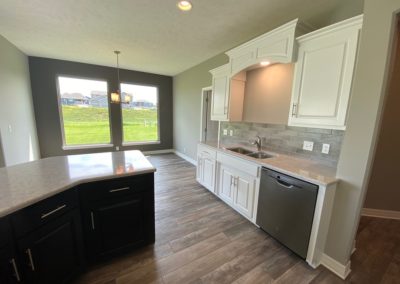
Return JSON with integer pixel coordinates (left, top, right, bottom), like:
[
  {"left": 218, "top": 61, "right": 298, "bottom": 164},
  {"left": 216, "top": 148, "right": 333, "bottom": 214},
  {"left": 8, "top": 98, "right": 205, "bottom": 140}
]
[
  {"left": 177, "top": 1, "right": 192, "bottom": 11},
  {"left": 260, "top": 61, "right": 270, "bottom": 66}
]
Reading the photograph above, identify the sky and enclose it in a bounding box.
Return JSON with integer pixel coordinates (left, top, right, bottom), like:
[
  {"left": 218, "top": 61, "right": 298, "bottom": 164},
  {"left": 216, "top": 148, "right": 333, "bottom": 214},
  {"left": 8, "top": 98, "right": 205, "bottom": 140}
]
[{"left": 58, "top": 76, "right": 158, "bottom": 104}]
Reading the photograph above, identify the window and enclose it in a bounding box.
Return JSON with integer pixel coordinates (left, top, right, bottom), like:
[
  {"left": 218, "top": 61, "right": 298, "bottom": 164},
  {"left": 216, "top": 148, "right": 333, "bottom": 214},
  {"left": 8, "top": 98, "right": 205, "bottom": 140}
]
[
  {"left": 57, "top": 76, "right": 111, "bottom": 147},
  {"left": 120, "top": 83, "right": 159, "bottom": 144}
]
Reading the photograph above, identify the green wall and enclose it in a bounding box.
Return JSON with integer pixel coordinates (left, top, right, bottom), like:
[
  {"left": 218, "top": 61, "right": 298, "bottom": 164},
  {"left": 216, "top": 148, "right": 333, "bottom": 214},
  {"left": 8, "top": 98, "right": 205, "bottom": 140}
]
[{"left": 173, "top": 53, "right": 228, "bottom": 160}]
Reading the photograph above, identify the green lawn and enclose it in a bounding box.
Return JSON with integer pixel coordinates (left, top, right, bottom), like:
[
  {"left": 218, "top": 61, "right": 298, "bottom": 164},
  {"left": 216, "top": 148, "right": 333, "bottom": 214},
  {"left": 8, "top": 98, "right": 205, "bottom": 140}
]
[{"left": 62, "top": 105, "right": 158, "bottom": 145}]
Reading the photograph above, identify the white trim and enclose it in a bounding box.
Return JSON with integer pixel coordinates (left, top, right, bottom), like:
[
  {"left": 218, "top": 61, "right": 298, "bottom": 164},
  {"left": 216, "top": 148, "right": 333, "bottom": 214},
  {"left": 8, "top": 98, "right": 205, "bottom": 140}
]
[
  {"left": 62, "top": 144, "right": 114, "bottom": 150},
  {"left": 321, "top": 254, "right": 351, "bottom": 280},
  {"left": 361, "top": 208, "right": 400, "bottom": 220},
  {"left": 199, "top": 86, "right": 213, "bottom": 142},
  {"left": 142, "top": 149, "right": 174, "bottom": 155},
  {"left": 174, "top": 150, "right": 197, "bottom": 166},
  {"left": 123, "top": 141, "right": 161, "bottom": 146}
]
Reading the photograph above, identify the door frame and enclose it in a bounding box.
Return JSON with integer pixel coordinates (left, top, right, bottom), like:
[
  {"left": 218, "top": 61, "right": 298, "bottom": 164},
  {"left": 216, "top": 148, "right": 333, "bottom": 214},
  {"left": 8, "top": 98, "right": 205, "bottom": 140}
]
[{"left": 199, "top": 86, "right": 220, "bottom": 143}]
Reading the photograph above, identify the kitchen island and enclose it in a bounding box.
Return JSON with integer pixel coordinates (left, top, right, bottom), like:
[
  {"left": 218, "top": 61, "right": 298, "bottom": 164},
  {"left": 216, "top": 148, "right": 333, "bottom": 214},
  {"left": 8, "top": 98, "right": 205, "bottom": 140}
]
[{"left": 0, "top": 150, "right": 156, "bottom": 283}]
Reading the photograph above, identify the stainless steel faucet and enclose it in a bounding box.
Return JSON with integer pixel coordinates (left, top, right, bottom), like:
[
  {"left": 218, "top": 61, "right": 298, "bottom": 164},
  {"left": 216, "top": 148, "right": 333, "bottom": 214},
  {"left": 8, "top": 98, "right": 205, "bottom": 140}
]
[{"left": 252, "top": 136, "right": 262, "bottom": 152}]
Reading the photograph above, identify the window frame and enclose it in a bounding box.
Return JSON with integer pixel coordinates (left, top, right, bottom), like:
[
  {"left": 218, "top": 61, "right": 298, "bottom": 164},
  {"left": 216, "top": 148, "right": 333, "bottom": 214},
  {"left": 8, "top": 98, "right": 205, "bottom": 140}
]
[
  {"left": 119, "top": 82, "right": 161, "bottom": 146},
  {"left": 55, "top": 74, "right": 114, "bottom": 150}
]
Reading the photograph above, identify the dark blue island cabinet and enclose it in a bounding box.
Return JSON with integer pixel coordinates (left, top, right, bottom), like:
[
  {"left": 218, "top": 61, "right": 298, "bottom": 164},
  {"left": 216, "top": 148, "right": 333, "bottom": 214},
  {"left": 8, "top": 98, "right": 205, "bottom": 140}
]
[{"left": 0, "top": 173, "right": 155, "bottom": 283}]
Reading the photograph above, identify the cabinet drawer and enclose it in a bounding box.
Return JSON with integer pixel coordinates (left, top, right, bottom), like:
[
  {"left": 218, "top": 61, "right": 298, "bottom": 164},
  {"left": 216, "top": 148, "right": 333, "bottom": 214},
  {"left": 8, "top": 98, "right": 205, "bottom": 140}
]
[
  {"left": 198, "top": 144, "right": 217, "bottom": 160},
  {"left": 79, "top": 174, "right": 154, "bottom": 202},
  {"left": 11, "top": 189, "right": 78, "bottom": 238}
]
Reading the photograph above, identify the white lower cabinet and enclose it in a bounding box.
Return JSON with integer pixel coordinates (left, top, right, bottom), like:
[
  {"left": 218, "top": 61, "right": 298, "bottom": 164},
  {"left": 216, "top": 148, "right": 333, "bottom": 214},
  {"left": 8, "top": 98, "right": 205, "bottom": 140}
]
[
  {"left": 233, "top": 171, "right": 256, "bottom": 219},
  {"left": 196, "top": 145, "right": 217, "bottom": 193},
  {"left": 218, "top": 164, "right": 236, "bottom": 205},
  {"left": 196, "top": 144, "right": 260, "bottom": 222},
  {"left": 216, "top": 153, "right": 260, "bottom": 221}
]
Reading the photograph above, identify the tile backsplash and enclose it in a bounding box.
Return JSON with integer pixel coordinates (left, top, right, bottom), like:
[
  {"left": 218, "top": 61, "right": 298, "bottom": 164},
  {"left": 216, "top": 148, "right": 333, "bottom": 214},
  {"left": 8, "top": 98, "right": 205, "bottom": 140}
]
[{"left": 220, "top": 122, "right": 345, "bottom": 167}]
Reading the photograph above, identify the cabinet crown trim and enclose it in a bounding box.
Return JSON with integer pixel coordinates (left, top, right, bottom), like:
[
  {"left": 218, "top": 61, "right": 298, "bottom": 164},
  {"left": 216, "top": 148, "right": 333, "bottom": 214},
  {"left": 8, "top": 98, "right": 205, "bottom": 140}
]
[
  {"left": 297, "top": 14, "right": 363, "bottom": 42},
  {"left": 225, "top": 18, "right": 299, "bottom": 56}
]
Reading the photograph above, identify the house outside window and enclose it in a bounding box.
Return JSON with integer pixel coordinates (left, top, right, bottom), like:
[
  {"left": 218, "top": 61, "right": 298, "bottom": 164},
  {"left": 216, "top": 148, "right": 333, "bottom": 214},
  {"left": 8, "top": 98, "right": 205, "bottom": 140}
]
[{"left": 57, "top": 76, "right": 112, "bottom": 148}]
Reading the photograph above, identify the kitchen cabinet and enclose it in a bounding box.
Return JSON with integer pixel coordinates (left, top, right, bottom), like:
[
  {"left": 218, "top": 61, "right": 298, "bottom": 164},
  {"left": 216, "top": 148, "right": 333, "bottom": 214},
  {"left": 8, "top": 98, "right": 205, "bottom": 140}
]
[
  {"left": 226, "top": 19, "right": 301, "bottom": 75},
  {"left": 217, "top": 163, "right": 256, "bottom": 220},
  {"left": 80, "top": 174, "right": 155, "bottom": 262},
  {"left": 210, "top": 65, "right": 246, "bottom": 121},
  {"left": 0, "top": 218, "right": 20, "bottom": 283},
  {"left": 196, "top": 144, "right": 217, "bottom": 193},
  {"left": 218, "top": 164, "right": 235, "bottom": 205},
  {"left": 288, "top": 15, "right": 363, "bottom": 129},
  {"left": 16, "top": 209, "right": 84, "bottom": 284},
  {"left": 10, "top": 189, "right": 84, "bottom": 284},
  {"left": 216, "top": 152, "right": 260, "bottom": 222}
]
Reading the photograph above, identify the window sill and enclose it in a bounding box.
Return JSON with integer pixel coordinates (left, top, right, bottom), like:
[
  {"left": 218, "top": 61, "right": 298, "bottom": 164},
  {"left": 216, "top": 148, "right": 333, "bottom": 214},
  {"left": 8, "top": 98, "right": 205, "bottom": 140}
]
[
  {"left": 122, "top": 141, "right": 161, "bottom": 146},
  {"left": 62, "top": 144, "right": 114, "bottom": 151}
]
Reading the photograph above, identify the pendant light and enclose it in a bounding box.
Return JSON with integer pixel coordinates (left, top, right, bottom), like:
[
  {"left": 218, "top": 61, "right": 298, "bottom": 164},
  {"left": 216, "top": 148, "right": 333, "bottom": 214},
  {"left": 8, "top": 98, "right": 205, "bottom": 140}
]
[{"left": 110, "top": 50, "right": 121, "bottom": 104}]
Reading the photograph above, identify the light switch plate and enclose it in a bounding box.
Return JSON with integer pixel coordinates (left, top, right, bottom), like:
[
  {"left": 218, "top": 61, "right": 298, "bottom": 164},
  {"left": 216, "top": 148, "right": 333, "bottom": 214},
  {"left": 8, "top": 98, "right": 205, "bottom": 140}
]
[
  {"left": 229, "top": 130, "right": 233, "bottom": 136},
  {"left": 303, "top": 141, "right": 314, "bottom": 151},
  {"left": 322, "top": 144, "right": 330, "bottom": 154},
  {"left": 223, "top": 129, "right": 228, "bottom": 135}
]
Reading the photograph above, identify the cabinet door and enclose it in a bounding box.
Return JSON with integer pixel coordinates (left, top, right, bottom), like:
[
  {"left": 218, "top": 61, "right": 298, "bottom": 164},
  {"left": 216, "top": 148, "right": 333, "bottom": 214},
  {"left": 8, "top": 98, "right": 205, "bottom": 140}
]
[
  {"left": 211, "top": 75, "right": 229, "bottom": 121},
  {"left": 218, "top": 165, "right": 235, "bottom": 205},
  {"left": 233, "top": 172, "right": 256, "bottom": 219},
  {"left": 17, "top": 209, "right": 84, "bottom": 284},
  {"left": 0, "top": 247, "right": 21, "bottom": 284},
  {"left": 289, "top": 20, "right": 361, "bottom": 129},
  {"left": 202, "top": 157, "right": 216, "bottom": 192},
  {"left": 84, "top": 192, "right": 151, "bottom": 261}
]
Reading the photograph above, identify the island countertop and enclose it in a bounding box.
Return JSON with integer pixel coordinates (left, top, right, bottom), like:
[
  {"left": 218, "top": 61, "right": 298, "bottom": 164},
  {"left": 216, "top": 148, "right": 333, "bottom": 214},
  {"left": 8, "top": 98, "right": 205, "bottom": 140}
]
[{"left": 0, "top": 150, "right": 156, "bottom": 218}]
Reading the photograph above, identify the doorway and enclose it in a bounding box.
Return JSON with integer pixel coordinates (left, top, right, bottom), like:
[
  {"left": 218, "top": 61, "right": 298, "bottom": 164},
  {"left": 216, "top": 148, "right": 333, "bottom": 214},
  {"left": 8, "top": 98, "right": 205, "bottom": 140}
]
[{"left": 200, "top": 87, "right": 219, "bottom": 142}]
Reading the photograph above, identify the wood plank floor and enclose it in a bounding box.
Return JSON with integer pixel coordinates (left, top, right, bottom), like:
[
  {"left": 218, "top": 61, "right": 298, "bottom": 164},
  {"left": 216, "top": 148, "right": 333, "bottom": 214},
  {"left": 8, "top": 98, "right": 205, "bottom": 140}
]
[{"left": 74, "top": 154, "right": 400, "bottom": 284}]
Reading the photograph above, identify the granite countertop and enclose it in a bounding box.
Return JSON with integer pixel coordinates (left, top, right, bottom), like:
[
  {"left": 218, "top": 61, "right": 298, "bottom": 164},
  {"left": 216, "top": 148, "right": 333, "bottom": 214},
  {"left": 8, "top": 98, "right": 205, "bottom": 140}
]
[
  {"left": 200, "top": 141, "right": 338, "bottom": 186},
  {"left": 0, "top": 150, "right": 156, "bottom": 218}
]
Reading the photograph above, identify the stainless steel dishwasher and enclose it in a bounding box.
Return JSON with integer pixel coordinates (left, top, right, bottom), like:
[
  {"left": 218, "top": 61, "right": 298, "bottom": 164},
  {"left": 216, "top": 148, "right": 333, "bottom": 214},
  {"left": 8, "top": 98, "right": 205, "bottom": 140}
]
[{"left": 256, "top": 168, "right": 318, "bottom": 259}]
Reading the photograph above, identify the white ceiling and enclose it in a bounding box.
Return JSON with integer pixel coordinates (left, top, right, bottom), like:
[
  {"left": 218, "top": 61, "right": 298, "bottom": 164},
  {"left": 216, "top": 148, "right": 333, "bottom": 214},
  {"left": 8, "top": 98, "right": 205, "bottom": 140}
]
[{"left": 0, "top": 0, "right": 357, "bottom": 76}]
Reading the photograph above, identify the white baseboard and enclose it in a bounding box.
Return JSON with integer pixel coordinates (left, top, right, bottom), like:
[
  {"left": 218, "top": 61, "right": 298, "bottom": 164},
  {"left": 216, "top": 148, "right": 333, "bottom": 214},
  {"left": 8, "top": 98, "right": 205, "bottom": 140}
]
[
  {"left": 142, "top": 149, "right": 174, "bottom": 155},
  {"left": 174, "top": 150, "right": 197, "bottom": 166},
  {"left": 321, "top": 254, "right": 351, "bottom": 280},
  {"left": 362, "top": 208, "right": 400, "bottom": 220}
]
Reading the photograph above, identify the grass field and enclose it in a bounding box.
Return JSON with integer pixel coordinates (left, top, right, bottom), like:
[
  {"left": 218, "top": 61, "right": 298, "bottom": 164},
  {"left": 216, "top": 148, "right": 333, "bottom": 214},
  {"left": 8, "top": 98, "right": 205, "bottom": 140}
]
[{"left": 61, "top": 105, "right": 158, "bottom": 145}]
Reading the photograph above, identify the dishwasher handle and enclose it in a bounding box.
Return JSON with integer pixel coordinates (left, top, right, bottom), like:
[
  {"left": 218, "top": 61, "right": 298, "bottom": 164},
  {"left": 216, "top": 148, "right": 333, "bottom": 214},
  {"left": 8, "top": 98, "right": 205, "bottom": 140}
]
[{"left": 271, "top": 175, "right": 302, "bottom": 190}]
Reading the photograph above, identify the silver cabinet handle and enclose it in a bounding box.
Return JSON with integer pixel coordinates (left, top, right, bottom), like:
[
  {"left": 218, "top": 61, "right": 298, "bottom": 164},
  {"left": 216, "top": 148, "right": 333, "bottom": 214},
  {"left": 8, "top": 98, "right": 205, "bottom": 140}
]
[
  {"left": 292, "top": 103, "right": 298, "bottom": 117},
  {"left": 41, "top": 204, "right": 66, "bottom": 219},
  {"left": 10, "top": 258, "right": 21, "bottom": 282},
  {"left": 90, "top": 211, "right": 95, "bottom": 230},
  {"left": 234, "top": 177, "right": 238, "bottom": 187},
  {"left": 26, "top": 249, "right": 35, "bottom": 271},
  {"left": 230, "top": 176, "right": 233, "bottom": 187},
  {"left": 109, "top": 187, "right": 130, "bottom": 193}
]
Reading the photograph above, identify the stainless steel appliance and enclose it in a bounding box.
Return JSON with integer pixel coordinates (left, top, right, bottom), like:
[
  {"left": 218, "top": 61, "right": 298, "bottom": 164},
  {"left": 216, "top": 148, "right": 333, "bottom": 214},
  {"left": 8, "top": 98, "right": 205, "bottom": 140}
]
[{"left": 256, "top": 168, "right": 318, "bottom": 259}]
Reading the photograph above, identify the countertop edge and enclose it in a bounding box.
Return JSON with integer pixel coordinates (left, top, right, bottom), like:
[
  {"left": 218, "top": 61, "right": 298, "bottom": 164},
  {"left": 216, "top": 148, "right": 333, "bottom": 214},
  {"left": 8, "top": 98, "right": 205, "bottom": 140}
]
[{"left": 0, "top": 168, "right": 156, "bottom": 219}]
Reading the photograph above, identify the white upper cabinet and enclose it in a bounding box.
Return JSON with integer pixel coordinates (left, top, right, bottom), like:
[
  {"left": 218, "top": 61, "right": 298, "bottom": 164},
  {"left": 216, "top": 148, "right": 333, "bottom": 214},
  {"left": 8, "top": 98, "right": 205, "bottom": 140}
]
[
  {"left": 288, "top": 15, "right": 363, "bottom": 129},
  {"left": 210, "top": 19, "right": 305, "bottom": 122},
  {"left": 210, "top": 65, "right": 245, "bottom": 121},
  {"left": 226, "top": 19, "right": 301, "bottom": 75}
]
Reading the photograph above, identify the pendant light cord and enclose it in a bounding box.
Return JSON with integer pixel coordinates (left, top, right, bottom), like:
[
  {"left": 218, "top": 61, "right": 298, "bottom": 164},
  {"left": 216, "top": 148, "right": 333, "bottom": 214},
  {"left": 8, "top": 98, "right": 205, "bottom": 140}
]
[{"left": 115, "top": 50, "right": 121, "bottom": 93}]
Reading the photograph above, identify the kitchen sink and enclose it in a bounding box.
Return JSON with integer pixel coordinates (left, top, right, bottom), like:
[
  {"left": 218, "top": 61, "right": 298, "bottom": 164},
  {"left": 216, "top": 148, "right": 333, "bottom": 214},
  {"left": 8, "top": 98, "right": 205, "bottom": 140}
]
[
  {"left": 246, "top": 152, "right": 275, "bottom": 159},
  {"left": 226, "top": 147, "right": 254, "bottom": 155}
]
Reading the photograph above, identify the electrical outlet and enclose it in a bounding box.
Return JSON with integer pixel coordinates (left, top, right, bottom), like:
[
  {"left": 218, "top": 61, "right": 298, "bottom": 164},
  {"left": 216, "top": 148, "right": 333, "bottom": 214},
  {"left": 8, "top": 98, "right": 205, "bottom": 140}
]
[
  {"left": 223, "top": 129, "right": 228, "bottom": 135},
  {"left": 303, "top": 141, "right": 314, "bottom": 151},
  {"left": 8, "top": 125, "right": 12, "bottom": 133},
  {"left": 229, "top": 130, "right": 233, "bottom": 136},
  {"left": 115, "top": 146, "right": 120, "bottom": 151},
  {"left": 322, "top": 144, "right": 330, "bottom": 154}
]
